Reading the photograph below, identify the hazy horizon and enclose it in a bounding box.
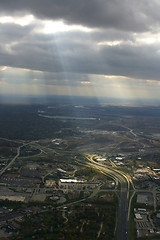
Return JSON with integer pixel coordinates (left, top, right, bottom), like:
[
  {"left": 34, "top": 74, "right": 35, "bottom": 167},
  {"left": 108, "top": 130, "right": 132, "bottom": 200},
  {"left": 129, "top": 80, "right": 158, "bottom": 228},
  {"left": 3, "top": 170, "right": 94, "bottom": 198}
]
[{"left": 1, "top": 94, "right": 160, "bottom": 107}]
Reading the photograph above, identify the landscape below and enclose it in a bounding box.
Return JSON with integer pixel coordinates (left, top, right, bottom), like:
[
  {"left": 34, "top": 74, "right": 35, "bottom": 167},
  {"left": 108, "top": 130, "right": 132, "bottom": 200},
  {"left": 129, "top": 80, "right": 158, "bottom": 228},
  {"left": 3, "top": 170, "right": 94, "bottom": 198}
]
[{"left": 0, "top": 102, "right": 160, "bottom": 239}]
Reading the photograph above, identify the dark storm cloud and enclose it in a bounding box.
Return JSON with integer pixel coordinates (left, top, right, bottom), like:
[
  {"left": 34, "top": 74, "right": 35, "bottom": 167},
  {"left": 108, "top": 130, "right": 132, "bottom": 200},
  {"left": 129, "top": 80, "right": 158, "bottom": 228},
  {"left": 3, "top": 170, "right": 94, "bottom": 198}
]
[
  {"left": 1, "top": 10, "right": 160, "bottom": 84},
  {"left": 0, "top": 21, "right": 160, "bottom": 82},
  {"left": 90, "top": 30, "right": 134, "bottom": 42},
  {"left": 0, "top": 22, "right": 63, "bottom": 72},
  {"left": 0, "top": 22, "right": 37, "bottom": 44},
  {"left": 99, "top": 44, "right": 160, "bottom": 80},
  {"left": 0, "top": 0, "right": 158, "bottom": 32}
]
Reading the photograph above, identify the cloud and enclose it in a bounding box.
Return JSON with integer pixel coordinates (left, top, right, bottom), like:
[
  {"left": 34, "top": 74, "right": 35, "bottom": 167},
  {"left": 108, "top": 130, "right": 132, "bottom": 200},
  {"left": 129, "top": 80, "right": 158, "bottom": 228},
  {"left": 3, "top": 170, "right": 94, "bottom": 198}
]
[
  {"left": 1, "top": 20, "right": 160, "bottom": 82},
  {"left": 1, "top": 1, "right": 160, "bottom": 101},
  {"left": 0, "top": 66, "right": 91, "bottom": 87},
  {"left": 0, "top": 0, "right": 159, "bottom": 32}
]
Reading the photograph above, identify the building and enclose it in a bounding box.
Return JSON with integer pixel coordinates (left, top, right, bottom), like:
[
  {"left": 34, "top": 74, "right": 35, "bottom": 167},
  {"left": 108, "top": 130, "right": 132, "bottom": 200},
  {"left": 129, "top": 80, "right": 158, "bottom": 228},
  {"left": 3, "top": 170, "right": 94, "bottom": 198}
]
[
  {"left": 59, "top": 179, "right": 99, "bottom": 191},
  {"left": 137, "top": 193, "right": 154, "bottom": 205},
  {"left": 45, "top": 180, "right": 56, "bottom": 187},
  {"left": 135, "top": 213, "right": 143, "bottom": 220},
  {"left": 0, "top": 195, "right": 25, "bottom": 202}
]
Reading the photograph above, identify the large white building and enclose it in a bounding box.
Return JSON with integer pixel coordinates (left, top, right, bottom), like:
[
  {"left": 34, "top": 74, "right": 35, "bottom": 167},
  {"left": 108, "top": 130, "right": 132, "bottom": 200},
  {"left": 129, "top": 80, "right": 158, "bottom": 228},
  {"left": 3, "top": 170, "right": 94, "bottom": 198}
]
[{"left": 59, "top": 179, "right": 99, "bottom": 191}]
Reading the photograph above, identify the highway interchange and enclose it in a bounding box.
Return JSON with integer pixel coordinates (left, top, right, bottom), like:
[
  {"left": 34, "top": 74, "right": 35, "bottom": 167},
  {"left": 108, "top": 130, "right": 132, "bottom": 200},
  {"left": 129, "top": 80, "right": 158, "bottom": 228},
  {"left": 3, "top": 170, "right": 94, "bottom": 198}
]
[
  {"left": 86, "top": 155, "right": 133, "bottom": 240},
  {"left": 85, "top": 155, "right": 159, "bottom": 240}
]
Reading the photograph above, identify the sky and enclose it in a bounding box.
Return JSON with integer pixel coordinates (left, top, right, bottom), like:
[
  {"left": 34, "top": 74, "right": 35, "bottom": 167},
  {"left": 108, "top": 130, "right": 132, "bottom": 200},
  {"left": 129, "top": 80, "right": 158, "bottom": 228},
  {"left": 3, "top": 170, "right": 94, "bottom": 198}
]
[{"left": 1, "top": 0, "right": 160, "bottom": 103}]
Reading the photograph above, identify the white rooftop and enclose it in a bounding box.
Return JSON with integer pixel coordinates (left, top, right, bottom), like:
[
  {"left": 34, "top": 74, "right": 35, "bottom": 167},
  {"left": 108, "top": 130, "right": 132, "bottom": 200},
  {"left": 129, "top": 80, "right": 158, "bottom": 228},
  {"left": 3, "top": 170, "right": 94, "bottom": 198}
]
[
  {"left": 135, "top": 213, "right": 142, "bottom": 220},
  {"left": 60, "top": 179, "right": 83, "bottom": 183}
]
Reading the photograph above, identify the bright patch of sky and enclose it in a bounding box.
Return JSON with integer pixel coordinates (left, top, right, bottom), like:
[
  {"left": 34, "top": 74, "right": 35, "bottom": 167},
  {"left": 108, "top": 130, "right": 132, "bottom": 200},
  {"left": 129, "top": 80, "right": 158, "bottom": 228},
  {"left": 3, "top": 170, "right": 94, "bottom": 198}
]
[
  {"left": 41, "top": 20, "right": 93, "bottom": 34},
  {"left": 0, "top": 15, "right": 34, "bottom": 26}
]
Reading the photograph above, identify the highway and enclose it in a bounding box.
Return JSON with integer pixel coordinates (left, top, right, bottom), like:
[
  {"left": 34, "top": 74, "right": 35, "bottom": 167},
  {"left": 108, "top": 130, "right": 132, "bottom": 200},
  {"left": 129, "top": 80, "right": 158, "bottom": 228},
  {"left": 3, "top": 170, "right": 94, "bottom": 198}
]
[
  {"left": 0, "top": 146, "right": 21, "bottom": 177},
  {"left": 0, "top": 140, "right": 36, "bottom": 177},
  {"left": 86, "top": 155, "right": 129, "bottom": 240},
  {"left": 117, "top": 182, "right": 128, "bottom": 240}
]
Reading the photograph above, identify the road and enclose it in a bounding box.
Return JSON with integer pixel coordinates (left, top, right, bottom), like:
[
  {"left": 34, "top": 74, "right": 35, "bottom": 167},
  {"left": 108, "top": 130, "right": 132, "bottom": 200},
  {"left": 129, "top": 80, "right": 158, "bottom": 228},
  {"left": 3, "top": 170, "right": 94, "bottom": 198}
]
[
  {"left": 0, "top": 146, "right": 21, "bottom": 176},
  {"left": 117, "top": 182, "right": 128, "bottom": 240},
  {"left": 100, "top": 167, "right": 128, "bottom": 240},
  {"left": 86, "top": 155, "right": 129, "bottom": 240},
  {"left": 0, "top": 140, "right": 36, "bottom": 177}
]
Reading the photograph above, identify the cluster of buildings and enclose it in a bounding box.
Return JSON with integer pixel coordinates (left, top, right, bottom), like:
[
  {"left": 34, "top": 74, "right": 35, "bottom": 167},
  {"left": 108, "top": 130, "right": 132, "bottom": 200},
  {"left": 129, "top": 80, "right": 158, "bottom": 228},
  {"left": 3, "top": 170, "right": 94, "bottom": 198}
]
[
  {"left": 134, "top": 208, "right": 160, "bottom": 238},
  {"left": 133, "top": 167, "right": 160, "bottom": 184},
  {"left": 135, "top": 193, "right": 160, "bottom": 238},
  {"left": 134, "top": 208, "right": 155, "bottom": 238}
]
